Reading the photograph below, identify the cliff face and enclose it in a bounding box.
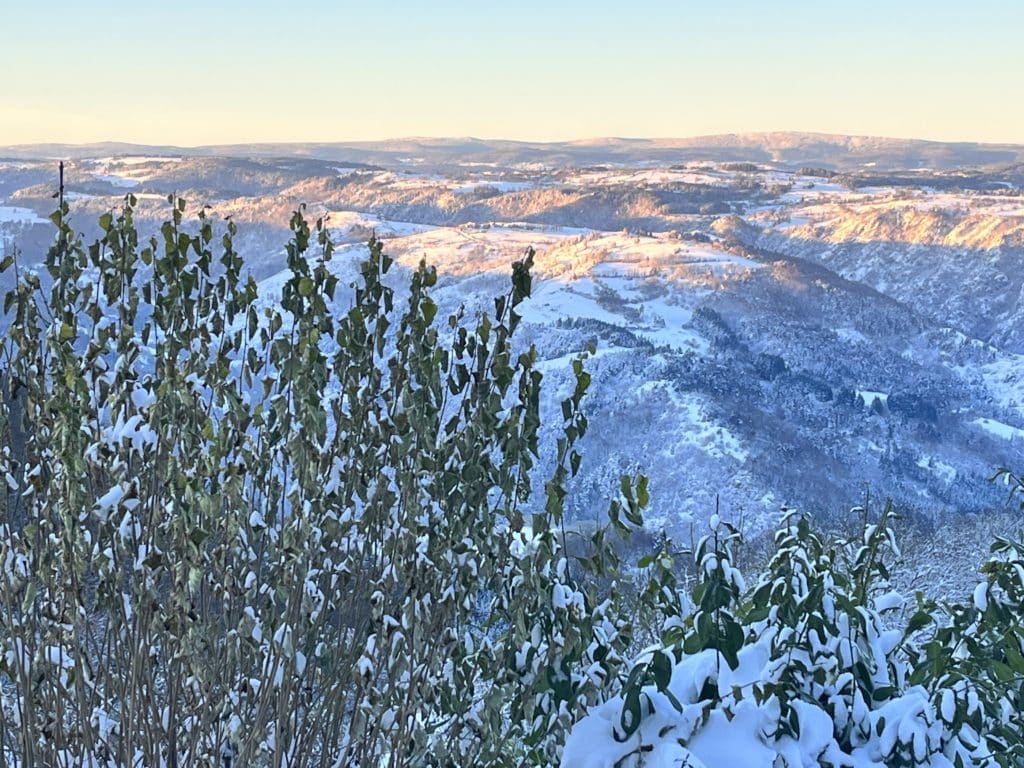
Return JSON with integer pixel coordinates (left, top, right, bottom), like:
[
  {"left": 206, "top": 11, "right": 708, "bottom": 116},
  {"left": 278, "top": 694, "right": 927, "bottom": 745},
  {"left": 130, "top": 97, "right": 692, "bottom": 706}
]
[
  {"left": 734, "top": 198, "right": 1024, "bottom": 352},
  {"left": 788, "top": 204, "right": 1024, "bottom": 251}
]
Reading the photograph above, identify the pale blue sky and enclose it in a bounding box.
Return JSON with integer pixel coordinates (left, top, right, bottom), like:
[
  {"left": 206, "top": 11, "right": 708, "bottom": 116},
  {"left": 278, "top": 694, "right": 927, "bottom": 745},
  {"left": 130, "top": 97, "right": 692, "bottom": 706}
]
[{"left": 2, "top": 1, "right": 1022, "bottom": 145}]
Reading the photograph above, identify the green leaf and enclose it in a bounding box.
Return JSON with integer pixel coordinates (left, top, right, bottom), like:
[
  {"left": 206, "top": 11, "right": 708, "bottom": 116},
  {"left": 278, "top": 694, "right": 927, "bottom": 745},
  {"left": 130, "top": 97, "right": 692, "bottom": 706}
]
[
  {"left": 906, "top": 610, "right": 933, "bottom": 635},
  {"left": 991, "top": 660, "right": 1015, "bottom": 683},
  {"left": 422, "top": 297, "right": 437, "bottom": 325},
  {"left": 21, "top": 582, "right": 38, "bottom": 613},
  {"left": 637, "top": 475, "right": 650, "bottom": 508},
  {"left": 651, "top": 651, "right": 672, "bottom": 692},
  {"left": 1005, "top": 636, "right": 1024, "bottom": 673}
]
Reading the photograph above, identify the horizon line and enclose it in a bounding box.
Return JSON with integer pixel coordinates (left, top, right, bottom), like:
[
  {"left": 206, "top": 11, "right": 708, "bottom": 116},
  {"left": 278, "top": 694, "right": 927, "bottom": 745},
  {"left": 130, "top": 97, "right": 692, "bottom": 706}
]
[{"left": 3, "top": 129, "right": 1024, "bottom": 151}]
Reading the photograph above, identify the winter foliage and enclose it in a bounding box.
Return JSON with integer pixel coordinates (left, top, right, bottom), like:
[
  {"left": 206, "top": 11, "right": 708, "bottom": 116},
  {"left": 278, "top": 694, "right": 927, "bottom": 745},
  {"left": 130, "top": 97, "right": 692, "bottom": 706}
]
[
  {"left": 565, "top": 506, "right": 1024, "bottom": 767},
  {"left": 1, "top": 197, "right": 1023, "bottom": 766},
  {"left": 0, "top": 196, "right": 652, "bottom": 766}
]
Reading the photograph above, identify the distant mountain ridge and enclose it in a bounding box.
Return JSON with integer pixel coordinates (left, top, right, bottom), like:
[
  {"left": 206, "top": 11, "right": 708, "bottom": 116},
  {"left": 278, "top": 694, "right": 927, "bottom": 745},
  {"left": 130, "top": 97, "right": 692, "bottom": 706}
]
[{"left": 4, "top": 132, "right": 1024, "bottom": 172}]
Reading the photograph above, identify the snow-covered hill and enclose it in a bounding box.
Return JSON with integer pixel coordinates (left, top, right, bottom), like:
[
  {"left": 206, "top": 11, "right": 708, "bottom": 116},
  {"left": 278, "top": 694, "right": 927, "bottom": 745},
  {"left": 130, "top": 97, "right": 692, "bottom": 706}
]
[
  {"left": 2, "top": 152, "right": 1022, "bottom": 541},
  {"left": 224, "top": 208, "right": 1023, "bottom": 538}
]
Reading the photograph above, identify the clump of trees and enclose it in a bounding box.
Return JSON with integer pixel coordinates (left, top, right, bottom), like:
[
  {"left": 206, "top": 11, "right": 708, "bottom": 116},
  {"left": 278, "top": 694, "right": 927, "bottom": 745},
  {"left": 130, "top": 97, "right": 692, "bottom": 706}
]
[
  {"left": 2, "top": 197, "right": 1023, "bottom": 767},
  {"left": 0, "top": 196, "right": 650, "bottom": 766}
]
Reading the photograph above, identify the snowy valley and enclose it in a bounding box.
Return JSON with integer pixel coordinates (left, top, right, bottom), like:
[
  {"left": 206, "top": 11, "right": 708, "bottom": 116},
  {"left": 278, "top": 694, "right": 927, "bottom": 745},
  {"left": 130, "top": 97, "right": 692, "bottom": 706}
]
[{"left": 3, "top": 137, "right": 1023, "bottom": 552}]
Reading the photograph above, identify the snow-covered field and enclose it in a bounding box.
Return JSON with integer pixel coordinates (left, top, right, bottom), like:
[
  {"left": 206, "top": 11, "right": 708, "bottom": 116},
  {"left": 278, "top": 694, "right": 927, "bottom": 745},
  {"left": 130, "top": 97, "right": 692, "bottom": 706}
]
[{"left": 0, "top": 205, "right": 44, "bottom": 224}]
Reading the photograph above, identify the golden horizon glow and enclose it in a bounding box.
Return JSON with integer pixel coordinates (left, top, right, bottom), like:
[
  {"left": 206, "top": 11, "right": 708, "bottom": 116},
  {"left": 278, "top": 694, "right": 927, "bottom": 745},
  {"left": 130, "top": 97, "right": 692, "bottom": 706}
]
[{"left": 3, "top": 1, "right": 1023, "bottom": 147}]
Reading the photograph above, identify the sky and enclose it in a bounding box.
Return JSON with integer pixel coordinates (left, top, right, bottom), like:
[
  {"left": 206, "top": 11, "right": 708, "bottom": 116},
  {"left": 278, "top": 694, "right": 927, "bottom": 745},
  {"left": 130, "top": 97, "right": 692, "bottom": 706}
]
[{"left": 2, "top": 1, "right": 1022, "bottom": 146}]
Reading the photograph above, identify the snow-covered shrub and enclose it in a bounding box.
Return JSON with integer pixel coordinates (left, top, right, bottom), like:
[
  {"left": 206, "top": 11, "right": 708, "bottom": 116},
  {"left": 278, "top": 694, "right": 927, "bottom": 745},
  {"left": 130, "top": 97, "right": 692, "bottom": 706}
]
[
  {"left": 564, "top": 506, "right": 1021, "bottom": 768},
  {"left": 0, "top": 197, "right": 647, "bottom": 767},
  {"left": 4, "top": 195, "right": 1024, "bottom": 768}
]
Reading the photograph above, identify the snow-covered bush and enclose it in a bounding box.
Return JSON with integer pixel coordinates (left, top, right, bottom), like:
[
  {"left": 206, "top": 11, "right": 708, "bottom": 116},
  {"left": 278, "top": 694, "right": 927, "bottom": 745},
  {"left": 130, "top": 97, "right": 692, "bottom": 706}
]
[
  {"left": 3, "top": 195, "right": 1024, "bottom": 768},
  {"left": 0, "top": 197, "right": 647, "bottom": 766},
  {"left": 563, "top": 505, "right": 1024, "bottom": 767}
]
